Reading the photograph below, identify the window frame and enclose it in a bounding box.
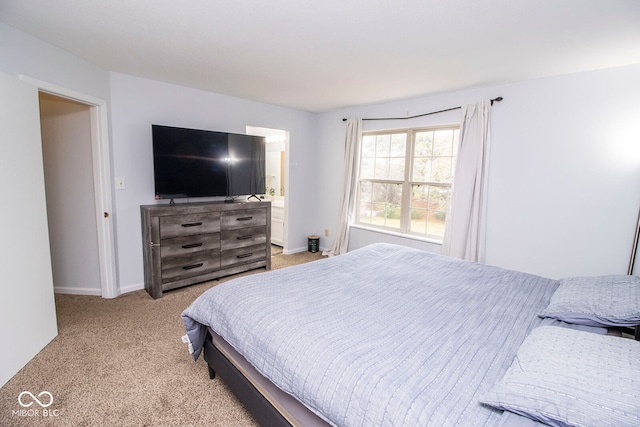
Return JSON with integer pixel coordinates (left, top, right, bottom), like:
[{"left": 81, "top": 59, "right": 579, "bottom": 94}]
[{"left": 355, "top": 124, "right": 460, "bottom": 242}]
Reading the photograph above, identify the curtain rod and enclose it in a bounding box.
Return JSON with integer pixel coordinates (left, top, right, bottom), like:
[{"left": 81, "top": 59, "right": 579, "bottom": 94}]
[{"left": 342, "top": 97, "right": 503, "bottom": 122}]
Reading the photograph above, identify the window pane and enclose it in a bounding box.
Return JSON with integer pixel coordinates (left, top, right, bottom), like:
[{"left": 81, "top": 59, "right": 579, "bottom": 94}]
[
  {"left": 410, "top": 210, "right": 426, "bottom": 233},
  {"left": 375, "top": 134, "right": 391, "bottom": 157},
  {"left": 428, "top": 186, "right": 449, "bottom": 239},
  {"left": 374, "top": 158, "right": 389, "bottom": 179},
  {"left": 426, "top": 210, "right": 447, "bottom": 239},
  {"left": 410, "top": 185, "right": 451, "bottom": 239},
  {"left": 453, "top": 129, "right": 460, "bottom": 156},
  {"left": 372, "top": 182, "right": 402, "bottom": 205},
  {"left": 357, "top": 181, "right": 373, "bottom": 224},
  {"left": 410, "top": 185, "right": 429, "bottom": 234},
  {"left": 362, "top": 133, "right": 407, "bottom": 181},
  {"left": 389, "top": 158, "right": 405, "bottom": 180},
  {"left": 362, "top": 135, "right": 376, "bottom": 158},
  {"left": 433, "top": 129, "right": 455, "bottom": 156},
  {"left": 359, "top": 202, "right": 373, "bottom": 224},
  {"left": 390, "top": 133, "right": 407, "bottom": 157},
  {"left": 371, "top": 182, "right": 402, "bottom": 230},
  {"left": 360, "top": 158, "right": 374, "bottom": 179},
  {"left": 415, "top": 131, "right": 433, "bottom": 157},
  {"left": 428, "top": 186, "right": 450, "bottom": 212},
  {"left": 412, "top": 157, "right": 431, "bottom": 182},
  {"left": 431, "top": 156, "right": 454, "bottom": 183}
]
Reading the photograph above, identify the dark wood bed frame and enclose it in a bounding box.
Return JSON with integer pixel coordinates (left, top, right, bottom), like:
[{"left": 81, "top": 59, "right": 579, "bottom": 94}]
[{"left": 203, "top": 331, "right": 293, "bottom": 427}]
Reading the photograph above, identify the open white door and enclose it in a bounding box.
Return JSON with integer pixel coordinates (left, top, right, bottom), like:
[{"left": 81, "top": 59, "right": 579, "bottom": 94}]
[{"left": 0, "top": 72, "right": 58, "bottom": 387}]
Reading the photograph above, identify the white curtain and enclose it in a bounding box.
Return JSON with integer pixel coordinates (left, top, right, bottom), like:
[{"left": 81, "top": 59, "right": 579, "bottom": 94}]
[
  {"left": 323, "top": 118, "right": 362, "bottom": 257},
  {"left": 442, "top": 101, "right": 492, "bottom": 262}
]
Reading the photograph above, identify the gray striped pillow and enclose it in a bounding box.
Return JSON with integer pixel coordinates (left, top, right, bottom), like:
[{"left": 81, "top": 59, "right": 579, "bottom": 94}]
[
  {"left": 540, "top": 275, "right": 640, "bottom": 327},
  {"left": 482, "top": 326, "right": 640, "bottom": 427}
]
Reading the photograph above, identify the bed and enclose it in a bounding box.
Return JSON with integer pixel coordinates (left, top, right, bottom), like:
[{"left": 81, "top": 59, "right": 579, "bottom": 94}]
[{"left": 182, "top": 243, "right": 640, "bottom": 427}]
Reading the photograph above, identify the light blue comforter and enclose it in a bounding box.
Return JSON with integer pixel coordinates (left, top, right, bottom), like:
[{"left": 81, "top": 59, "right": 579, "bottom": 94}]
[{"left": 182, "top": 243, "right": 558, "bottom": 426}]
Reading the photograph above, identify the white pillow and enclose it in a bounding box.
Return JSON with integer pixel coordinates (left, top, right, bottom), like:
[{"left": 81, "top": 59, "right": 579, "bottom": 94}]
[
  {"left": 539, "top": 275, "right": 640, "bottom": 327},
  {"left": 481, "top": 326, "right": 640, "bottom": 427}
]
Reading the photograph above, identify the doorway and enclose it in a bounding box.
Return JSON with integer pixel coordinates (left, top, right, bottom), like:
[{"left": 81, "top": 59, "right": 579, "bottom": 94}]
[
  {"left": 39, "top": 93, "right": 102, "bottom": 295},
  {"left": 22, "top": 75, "right": 117, "bottom": 298},
  {"left": 246, "top": 126, "right": 289, "bottom": 252}
]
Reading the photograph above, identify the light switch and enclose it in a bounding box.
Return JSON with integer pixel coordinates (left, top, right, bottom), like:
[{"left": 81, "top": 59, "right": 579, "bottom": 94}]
[{"left": 115, "top": 177, "right": 126, "bottom": 190}]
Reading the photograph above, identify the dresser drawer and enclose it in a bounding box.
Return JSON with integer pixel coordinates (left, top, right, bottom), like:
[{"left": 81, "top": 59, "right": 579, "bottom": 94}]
[
  {"left": 160, "top": 213, "right": 220, "bottom": 239},
  {"left": 221, "top": 209, "right": 267, "bottom": 230},
  {"left": 161, "top": 251, "right": 221, "bottom": 282},
  {"left": 142, "top": 201, "right": 270, "bottom": 298},
  {"left": 161, "top": 233, "right": 221, "bottom": 258},
  {"left": 221, "top": 226, "right": 267, "bottom": 250},
  {"left": 221, "top": 244, "right": 266, "bottom": 268}
]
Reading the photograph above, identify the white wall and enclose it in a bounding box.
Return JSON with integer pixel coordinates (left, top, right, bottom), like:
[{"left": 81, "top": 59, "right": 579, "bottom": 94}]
[
  {"left": 484, "top": 66, "right": 640, "bottom": 278},
  {"left": 40, "top": 93, "right": 102, "bottom": 295},
  {"left": 316, "top": 64, "right": 640, "bottom": 279},
  {"left": 0, "top": 22, "right": 111, "bottom": 101},
  {"left": 109, "top": 73, "right": 318, "bottom": 292}
]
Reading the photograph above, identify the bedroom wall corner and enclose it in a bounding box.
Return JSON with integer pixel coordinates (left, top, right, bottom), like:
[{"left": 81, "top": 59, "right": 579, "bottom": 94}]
[{"left": 315, "top": 63, "right": 640, "bottom": 279}]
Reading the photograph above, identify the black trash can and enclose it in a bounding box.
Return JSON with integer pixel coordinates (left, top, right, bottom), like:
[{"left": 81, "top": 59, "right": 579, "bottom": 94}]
[{"left": 308, "top": 235, "right": 320, "bottom": 253}]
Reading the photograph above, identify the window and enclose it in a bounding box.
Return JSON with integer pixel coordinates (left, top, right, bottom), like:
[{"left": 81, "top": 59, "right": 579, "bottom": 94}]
[{"left": 356, "top": 126, "right": 459, "bottom": 241}]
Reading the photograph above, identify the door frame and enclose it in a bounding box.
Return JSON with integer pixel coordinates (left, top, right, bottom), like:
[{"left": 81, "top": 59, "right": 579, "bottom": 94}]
[
  {"left": 246, "top": 126, "right": 290, "bottom": 253},
  {"left": 20, "top": 75, "right": 118, "bottom": 299}
]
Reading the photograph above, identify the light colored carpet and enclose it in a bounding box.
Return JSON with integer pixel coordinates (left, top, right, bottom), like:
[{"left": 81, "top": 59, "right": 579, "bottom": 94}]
[{"left": 0, "top": 251, "right": 324, "bottom": 426}]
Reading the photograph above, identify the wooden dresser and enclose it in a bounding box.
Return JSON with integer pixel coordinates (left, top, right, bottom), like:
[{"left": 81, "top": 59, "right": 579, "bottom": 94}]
[{"left": 141, "top": 201, "right": 271, "bottom": 298}]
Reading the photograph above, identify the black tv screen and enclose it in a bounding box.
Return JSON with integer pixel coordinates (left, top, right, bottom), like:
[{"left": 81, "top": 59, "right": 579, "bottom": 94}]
[{"left": 152, "top": 125, "right": 265, "bottom": 200}]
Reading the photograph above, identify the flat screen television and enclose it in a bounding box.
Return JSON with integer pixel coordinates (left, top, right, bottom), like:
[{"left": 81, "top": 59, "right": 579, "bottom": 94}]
[{"left": 152, "top": 125, "right": 266, "bottom": 201}]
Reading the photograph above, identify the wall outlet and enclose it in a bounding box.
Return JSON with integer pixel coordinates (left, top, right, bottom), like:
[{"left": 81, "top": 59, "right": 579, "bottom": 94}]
[
  {"left": 324, "top": 229, "right": 329, "bottom": 237},
  {"left": 115, "top": 177, "right": 126, "bottom": 190}
]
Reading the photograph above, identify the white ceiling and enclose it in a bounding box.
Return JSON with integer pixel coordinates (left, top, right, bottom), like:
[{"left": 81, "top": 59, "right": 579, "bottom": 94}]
[{"left": 1, "top": 0, "right": 639, "bottom": 113}]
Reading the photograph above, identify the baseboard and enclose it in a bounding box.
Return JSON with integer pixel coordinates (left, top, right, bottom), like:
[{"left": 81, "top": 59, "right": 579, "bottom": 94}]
[
  {"left": 55, "top": 283, "right": 145, "bottom": 297},
  {"left": 54, "top": 286, "right": 102, "bottom": 296},
  {"left": 282, "top": 246, "right": 328, "bottom": 255},
  {"left": 55, "top": 248, "right": 328, "bottom": 298},
  {"left": 282, "top": 246, "right": 306, "bottom": 255},
  {"left": 119, "top": 282, "right": 145, "bottom": 296}
]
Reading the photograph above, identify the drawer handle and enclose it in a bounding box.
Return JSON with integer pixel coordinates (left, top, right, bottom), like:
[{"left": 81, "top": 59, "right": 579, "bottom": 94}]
[
  {"left": 236, "top": 235, "right": 253, "bottom": 240},
  {"left": 182, "top": 263, "right": 204, "bottom": 270},
  {"left": 236, "top": 217, "right": 253, "bottom": 221},
  {"left": 182, "top": 243, "right": 203, "bottom": 249},
  {"left": 236, "top": 253, "right": 253, "bottom": 259},
  {"left": 182, "top": 222, "right": 203, "bottom": 227}
]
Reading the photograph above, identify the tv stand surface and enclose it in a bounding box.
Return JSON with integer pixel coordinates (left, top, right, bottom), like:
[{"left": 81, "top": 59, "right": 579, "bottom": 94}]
[{"left": 140, "top": 200, "right": 271, "bottom": 299}]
